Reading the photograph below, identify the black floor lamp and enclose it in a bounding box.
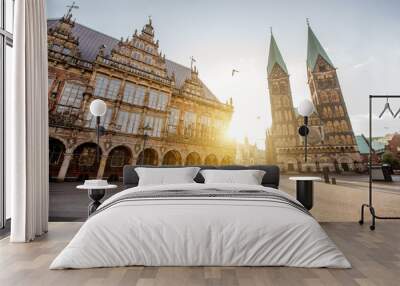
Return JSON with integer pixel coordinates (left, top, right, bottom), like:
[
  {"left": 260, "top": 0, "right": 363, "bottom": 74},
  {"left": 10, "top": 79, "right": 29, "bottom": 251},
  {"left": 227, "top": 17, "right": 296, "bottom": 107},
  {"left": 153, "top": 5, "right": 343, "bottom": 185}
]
[
  {"left": 297, "top": 99, "right": 315, "bottom": 162},
  {"left": 89, "top": 99, "right": 107, "bottom": 164}
]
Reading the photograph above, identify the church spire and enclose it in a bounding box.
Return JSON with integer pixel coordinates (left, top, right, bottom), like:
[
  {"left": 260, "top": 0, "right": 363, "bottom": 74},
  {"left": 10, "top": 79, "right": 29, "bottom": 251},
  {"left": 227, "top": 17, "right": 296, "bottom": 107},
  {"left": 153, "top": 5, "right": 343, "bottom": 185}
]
[
  {"left": 267, "top": 33, "right": 288, "bottom": 76},
  {"left": 307, "top": 23, "right": 334, "bottom": 70}
]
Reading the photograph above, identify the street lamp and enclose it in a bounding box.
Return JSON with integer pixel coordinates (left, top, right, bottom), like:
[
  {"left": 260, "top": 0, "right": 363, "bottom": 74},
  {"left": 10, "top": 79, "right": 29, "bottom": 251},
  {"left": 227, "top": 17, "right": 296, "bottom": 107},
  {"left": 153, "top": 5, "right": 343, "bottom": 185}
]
[
  {"left": 140, "top": 124, "right": 153, "bottom": 165},
  {"left": 90, "top": 99, "right": 107, "bottom": 164},
  {"left": 298, "top": 99, "right": 314, "bottom": 163}
]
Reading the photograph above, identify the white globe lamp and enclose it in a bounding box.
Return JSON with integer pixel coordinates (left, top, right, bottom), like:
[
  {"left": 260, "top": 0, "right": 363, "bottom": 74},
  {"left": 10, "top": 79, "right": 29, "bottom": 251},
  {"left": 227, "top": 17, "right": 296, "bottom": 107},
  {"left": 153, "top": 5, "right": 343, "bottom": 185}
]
[
  {"left": 297, "top": 99, "right": 314, "bottom": 163},
  {"left": 89, "top": 99, "right": 107, "bottom": 164},
  {"left": 90, "top": 99, "right": 107, "bottom": 117},
  {"left": 298, "top": 99, "right": 314, "bottom": 117}
]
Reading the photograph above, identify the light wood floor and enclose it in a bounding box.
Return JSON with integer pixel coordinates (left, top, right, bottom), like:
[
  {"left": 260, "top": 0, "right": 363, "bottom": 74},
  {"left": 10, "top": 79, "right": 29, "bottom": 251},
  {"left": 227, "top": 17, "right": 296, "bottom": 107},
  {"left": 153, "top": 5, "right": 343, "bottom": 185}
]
[
  {"left": 279, "top": 176, "right": 400, "bottom": 222},
  {"left": 1, "top": 221, "right": 399, "bottom": 286}
]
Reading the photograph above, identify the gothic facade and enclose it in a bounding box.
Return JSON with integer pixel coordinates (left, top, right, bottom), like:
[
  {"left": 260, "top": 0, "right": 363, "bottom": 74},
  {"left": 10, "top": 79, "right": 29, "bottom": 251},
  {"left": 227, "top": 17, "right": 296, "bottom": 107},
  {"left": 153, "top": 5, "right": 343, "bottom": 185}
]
[
  {"left": 266, "top": 26, "right": 361, "bottom": 173},
  {"left": 47, "top": 12, "right": 235, "bottom": 181},
  {"left": 236, "top": 138, "right": 266, "bottom": 165}
]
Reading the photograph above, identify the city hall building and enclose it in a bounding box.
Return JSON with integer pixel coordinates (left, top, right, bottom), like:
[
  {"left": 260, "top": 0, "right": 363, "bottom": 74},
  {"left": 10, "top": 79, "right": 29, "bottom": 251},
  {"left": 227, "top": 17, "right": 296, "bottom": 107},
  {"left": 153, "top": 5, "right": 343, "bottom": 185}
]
[{"left": 47, "top": 11, "right": 235, "bottom": 181}]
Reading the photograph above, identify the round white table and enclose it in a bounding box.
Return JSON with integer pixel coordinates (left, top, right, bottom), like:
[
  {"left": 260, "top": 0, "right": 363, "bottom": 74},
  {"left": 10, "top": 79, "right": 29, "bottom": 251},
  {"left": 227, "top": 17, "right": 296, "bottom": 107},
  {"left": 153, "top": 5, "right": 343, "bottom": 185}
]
[
  {"left": 289, "top": 177, "right": 321, "bottom": 210},
  {"left": 77, "top": 184, "right": 118, "bottom": 216}
]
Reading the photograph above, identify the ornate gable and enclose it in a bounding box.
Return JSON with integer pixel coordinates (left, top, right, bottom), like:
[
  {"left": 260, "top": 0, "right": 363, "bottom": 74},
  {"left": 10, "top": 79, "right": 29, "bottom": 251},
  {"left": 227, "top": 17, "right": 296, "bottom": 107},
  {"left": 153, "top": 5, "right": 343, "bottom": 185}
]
[
  {"left": 181, "top": 67, "right": 205, "bottom": 98},
  {"left": 48, "top": 13, "right": 81, "bottom": 59},
  {"left": 94, "top": 18, "right": 171, "bottom": 85}
]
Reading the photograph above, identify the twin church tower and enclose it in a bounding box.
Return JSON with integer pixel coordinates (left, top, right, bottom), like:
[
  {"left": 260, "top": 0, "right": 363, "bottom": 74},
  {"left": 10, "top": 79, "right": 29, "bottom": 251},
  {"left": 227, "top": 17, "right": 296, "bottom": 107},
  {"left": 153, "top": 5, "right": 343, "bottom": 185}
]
[{"left": 265, "top": 23, "right": 361, "bottom": 173}]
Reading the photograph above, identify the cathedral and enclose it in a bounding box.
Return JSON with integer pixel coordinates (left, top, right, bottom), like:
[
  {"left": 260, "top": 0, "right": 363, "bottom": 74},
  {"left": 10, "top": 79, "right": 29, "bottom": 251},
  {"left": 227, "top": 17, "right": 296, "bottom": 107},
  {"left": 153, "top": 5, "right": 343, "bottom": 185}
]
[
  {"left": 265, "top": 24, "right": 362, "bottom": 173},
  {"left": 47, "top": 10, "right": 235, "bottom": 181}
]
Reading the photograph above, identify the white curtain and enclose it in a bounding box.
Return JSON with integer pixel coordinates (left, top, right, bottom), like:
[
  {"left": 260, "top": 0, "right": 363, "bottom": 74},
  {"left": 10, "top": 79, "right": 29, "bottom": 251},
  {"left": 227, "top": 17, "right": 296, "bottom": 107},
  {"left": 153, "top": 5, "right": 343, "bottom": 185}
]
[{"left": 8, "top": 0, "right": 49, "bottom": 242}]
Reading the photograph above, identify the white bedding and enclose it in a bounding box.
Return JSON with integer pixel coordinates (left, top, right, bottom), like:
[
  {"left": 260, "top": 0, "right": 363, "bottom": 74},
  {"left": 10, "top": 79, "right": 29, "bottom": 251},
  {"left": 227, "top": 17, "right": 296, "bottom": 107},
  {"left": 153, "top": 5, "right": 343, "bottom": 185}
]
[{"left": 50, "top": 183, "right": 351, "bottom": 269}]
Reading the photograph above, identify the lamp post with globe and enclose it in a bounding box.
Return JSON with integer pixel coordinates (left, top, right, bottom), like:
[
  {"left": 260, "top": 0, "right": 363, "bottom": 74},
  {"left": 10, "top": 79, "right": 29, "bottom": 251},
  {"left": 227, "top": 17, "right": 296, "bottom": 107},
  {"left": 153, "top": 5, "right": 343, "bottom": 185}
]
[
  {"left": 297, "top": 99, "right": 315, "bottom": 163},
  {"left": 89, "top": 99, "right": 107, "bottom": 164}
]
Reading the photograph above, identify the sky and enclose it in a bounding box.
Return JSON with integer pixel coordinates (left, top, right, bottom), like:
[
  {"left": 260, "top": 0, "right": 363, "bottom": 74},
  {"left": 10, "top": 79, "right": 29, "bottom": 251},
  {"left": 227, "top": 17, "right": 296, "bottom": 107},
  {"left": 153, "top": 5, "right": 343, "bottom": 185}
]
[{"left": 47, "top": 0, "right": 400, "bottom": 148}]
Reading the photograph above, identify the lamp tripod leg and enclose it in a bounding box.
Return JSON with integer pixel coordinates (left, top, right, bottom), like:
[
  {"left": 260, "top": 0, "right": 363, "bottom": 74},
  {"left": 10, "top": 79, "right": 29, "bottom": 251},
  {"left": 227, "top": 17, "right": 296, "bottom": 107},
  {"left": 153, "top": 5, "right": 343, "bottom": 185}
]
[
  {"left": 369, "top": 206, "right": 376, "bottom": 230},
  {"left": 359, "top": 203, "right": 367, "bottom": 225}
]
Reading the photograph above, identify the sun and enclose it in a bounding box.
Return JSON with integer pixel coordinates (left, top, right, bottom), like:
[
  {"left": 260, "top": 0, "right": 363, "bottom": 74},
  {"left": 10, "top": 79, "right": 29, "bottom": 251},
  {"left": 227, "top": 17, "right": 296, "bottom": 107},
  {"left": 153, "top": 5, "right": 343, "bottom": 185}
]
[{"left": 227, "top": 123, "right": 244, "bottom": 143}]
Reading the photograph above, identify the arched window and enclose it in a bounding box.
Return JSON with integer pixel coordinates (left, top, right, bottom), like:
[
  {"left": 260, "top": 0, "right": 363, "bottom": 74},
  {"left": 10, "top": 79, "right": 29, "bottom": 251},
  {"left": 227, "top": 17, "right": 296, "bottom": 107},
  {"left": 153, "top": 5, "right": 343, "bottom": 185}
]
[
  {"left": 145, "top": 46, "right": 153, "bottom": 54},
  {"left": 323, "top": 107, "right": 328, "bottom": 118},
  {"left": 288, "top": 125, "right": 294, "bottom": 135},
  {"left": 279, "top": 82, "right": 287, "bottom": 94},
  {"left": 272, "top": 83, "right": 279, "bottom": 94},
  {"left": 327, "top": 121, "right": 333, "bottom": 133},
  {"left": 330, "top": 91, "right": 338, "bottom": 102},
  {"left": 322, "top": 92, "right": 329, "bottom": 103},
  {"left": 347, "top": 135, "right": 353, "bottom": 145},
  {"left": 334, "top": 121, "right": 340, "bottom": 130},
  {"left": 339, "top": 106, "right": 345, "bottom": 117},
  {"left": 341, "top": 120, "right": 348, "bottom": 131},
  {"left": 132, "top": 52, "right": 141, "bottom": 60},
  {"left": 329, "top": 107, "right": 334, "bottom": 117},
  {"left": 145, "top": 56, "right": 152, "bottom": 65},
  {"left": 283, "top": 96, "right": 289, "bottom": 106}
]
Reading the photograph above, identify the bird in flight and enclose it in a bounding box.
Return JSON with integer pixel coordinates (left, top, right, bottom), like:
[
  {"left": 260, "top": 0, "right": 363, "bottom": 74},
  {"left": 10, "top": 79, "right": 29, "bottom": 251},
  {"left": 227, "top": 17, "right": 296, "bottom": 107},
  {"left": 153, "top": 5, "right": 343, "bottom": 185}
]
[{"left": 232, "top": 69, "right": 239, "bottom": 77}]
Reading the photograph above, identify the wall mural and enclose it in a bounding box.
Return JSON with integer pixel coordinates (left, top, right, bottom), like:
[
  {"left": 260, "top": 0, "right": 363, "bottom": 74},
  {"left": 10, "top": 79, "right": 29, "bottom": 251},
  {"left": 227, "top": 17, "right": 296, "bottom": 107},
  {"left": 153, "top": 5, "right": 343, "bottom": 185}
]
[{"left": 46, "top": 2, "right": 399, "bottom": 181}]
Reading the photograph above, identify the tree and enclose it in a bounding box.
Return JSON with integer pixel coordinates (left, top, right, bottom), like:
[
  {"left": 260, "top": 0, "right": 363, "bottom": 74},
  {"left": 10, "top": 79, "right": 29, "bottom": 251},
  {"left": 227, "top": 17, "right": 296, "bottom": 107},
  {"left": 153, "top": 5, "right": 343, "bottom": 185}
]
[{"left": 382, "top": 152, "right": 400, "bottom": 169}]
